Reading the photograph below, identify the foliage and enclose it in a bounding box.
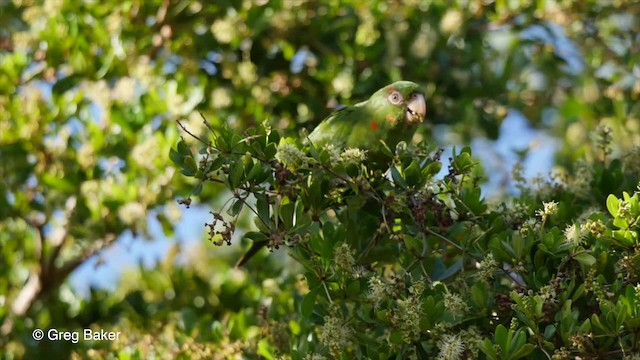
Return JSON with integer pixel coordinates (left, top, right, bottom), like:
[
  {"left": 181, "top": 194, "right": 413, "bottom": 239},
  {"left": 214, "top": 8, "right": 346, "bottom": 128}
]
[
  {"left": 1, "top": 0, "right": 639, "bottom": 359},
  {"left": 172, "top": 118, "right": 640, "bottom": 359}
]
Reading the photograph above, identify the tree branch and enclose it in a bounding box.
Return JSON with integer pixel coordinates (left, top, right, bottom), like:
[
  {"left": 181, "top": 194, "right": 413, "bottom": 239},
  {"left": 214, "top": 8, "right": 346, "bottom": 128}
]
[{"left": 46, "top": 196, "right": 77, "bottom": 283}]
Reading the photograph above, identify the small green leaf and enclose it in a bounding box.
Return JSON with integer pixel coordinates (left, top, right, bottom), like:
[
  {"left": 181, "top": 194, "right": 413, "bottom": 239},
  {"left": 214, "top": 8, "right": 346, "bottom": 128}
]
[
  {"left": 169, "top": 148, "right": 183, "bottom": 165},
  {"left": 346, "top": 280, "right": 360, "bottom": 297},
  {"left": 255, "top": 194, "right": 271, "bottom": 228},
  {"left": 229, "top": 160, "right": 244, "bottom": 189},
  {"left": 613, "top": 216, "right": 629, "bottom": 229},
  {"left": 433, "top": 258, "right": 463, "bottom": 281},
  {"left": 264, "top": 143, "right": 277, "bottom": 159},
  {"left": 181, "top": 156, "right": 198, "bottom": 176},
  {"left": 404, "top": 160, "right": 421, "bottom": 187},
  {"left": 494, "top": 324, "right": 508, "bottom": 346},
  {"left": 256, "top": 338, "right": 274, "bottom": 360},
  {"left": 378, "top": 139, "right": 394, "bottom": 158},
  {"left": 606, "top": 194, "right": 619, "bottom": 217},
  {"left": 177, "top": 139, "right": 191, "bottom": 157},
  {"left": 421, "top": 161, "right": 442, "bottom": 178},
  {"left": 301, "top": 288, "right": 318, "bottom": 318},
  {"left": 245, "top": 231, "right": 269, "bottom": 243},
  {"left": 192, "top": 182, "right": 203, "bottom": 196},
  {"left": 288, "top": 320, "right": 301, "bottom": 335},
  {"left": 543, "top": 325, "right": 556, "bottom": 340},
  {"left": 279, "top": 200, "right": 295, "bottom": 229},
  {"left": 574, "top": 252, "right": 596, "bottom": 267},
  {"left": 41, "top": 173, "right": 76, "bottom": 192},
  {"left": 390, "top": 166, "right": 406, "bottom": 188},
  {"left": 388, "top": 329, "right": 403, "bottom": 344},
  {"left": 480, "top": 338, "right": 498, "bottom": 360},
  {"left": 228, "top": 198, "right": 243, "bottom": 216}
]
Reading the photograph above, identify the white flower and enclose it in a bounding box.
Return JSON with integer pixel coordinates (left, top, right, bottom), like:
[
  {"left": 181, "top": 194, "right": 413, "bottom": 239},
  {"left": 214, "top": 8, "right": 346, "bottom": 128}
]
[{"left": 437, "top": 334, "right": 465, "bottom": 360}]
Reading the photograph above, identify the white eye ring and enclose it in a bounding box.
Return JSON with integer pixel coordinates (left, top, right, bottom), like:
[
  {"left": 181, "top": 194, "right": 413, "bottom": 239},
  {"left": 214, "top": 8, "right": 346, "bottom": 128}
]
[{"left": 388, "top": 91, "right": 402, "bottom": 105}]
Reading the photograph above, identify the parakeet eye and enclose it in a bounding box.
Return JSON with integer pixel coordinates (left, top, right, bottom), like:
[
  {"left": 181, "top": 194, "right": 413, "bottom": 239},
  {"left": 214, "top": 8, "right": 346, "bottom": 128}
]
[{"left": 388, "top": 91, "right": 403, "bottom": 105}]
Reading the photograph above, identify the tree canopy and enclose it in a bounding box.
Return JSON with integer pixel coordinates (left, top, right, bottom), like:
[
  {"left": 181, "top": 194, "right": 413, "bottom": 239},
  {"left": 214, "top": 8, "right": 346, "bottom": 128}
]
[{"left": 1, "top": 0, "right": 640, "bottom": 359}]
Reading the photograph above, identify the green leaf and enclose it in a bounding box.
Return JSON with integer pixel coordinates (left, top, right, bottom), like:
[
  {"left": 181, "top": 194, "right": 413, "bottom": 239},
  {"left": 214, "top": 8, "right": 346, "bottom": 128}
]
[
  {"left": 279, "top": 199, "right": 295, "bottom": 229},
  {"left": 574, "top": 252, "right": 596, "bottom": 267},
  {"left": 480, "top": 338, "right": 498, "bottom": 360},
  {"left": 264, "top": 143, "right": 277, "bottom": 159},
  {"left": 244, "top": 231, "right": 269, "bottom": 242},
  {"left": 494, "top": 324, "right": 508, "bottom": 347},
  {"left": 421, "top": 161, "right": 442, "bottom": 179},
  {"left": 228, "top": 198, "right": 243, "bottom": 216},
  {"left": 177, "top": 139, "right": 191, "bottom": 157},
  {"left": 192, "top": 182, "right": 203, "bottom": 196},
  {"left": 229, "top": 160, "right": 244, "bottom": 189},
  {"left": 268, "top": 130, "right": 280, "bottom": 144},
  {"left": 404, "top": 160, "right": 421, "bottom": 187},
  {"left": 613, "top": 216, "right": 629, "bottom": 229},
  {"left": 255, "top": 194, "right": 271, "bottom": 228},
  {"left": 301, "top": 288, "right": 318, "bottom": 318},
  {"left": 378, "top": 139, "right": 394, "bottom": 158},
  {"left": 432, "top": 258, "right": 463, "bottom": 281},
  {"left": 41, "top": 173, "right": 76, "bottom": 192},
  {"left": 346, "top": 280, "right": 360, "bottom": 297},
  {"left": 257, "top": 338, "right": 274, "bottom": 360},
  {"left": 471, "top": 282, "right": 488, "bottom": 309},
  {"left": 169, "top": 148, "right": 183, "bottom": 165},
  {"left": 181, "top": 156, "right": 198, "bottom": 176},
  {"left": 606, "top": 194, "right": 619, "bottom": 217},
  {"left": 510, "top": 344, "right": 535, "bottom": 359},
  {"left": 543, "top": 325, "right": 556, "bottom": 340},
  {"left": 390, "top": 166, "right": 406, "bottom": 188}
]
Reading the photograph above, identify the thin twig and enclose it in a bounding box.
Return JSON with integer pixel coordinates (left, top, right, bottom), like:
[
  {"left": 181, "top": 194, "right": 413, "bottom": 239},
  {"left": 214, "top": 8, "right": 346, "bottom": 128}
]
[
  {"left": 322, "top": 280, "right": 333, "bottom": 303},
  {"left": 424, "top": 228, "right": 463, "bottom": 250},
  {"left": 176, "top": 119, "right": 210, "bottom": 146},
  {"left": 198, "top": 111, "right": 216, "bottom": 132}
]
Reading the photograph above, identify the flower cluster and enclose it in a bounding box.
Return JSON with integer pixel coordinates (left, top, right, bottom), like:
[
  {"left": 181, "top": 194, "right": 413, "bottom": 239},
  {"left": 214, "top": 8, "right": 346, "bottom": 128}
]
[
  {"left": 563, "top": 224, "right": 583, "bottom": 247},
  {"left": 339, "top": 148, "right": 367, "bottom": 165},
  {"left": 536, "top": 201, "right": 558, "bottom": 222},
  {"left": 572, "top": 160, "right": 595, "bottom": 199},
  {"left": 334, "top": 243, "right": 355, "bottom": 272},
  {"left": 367, "top": 276, "right": 393, "bottom": 309},
  {"left": 443, "top": 292, "right": 469, "bottom": 318},
  {"left": 594, "top": 124, "right": 613, "bottom": 159},
  {"left": 436, "top": 334, "right": 465, "bottom": 360},
  {"left": 276, "top": 144, "right": 307, "bottom": 169},
  {"left": 459, "top": 326, "right": 483, "bottom": 358},
  {"left": 317, "top": 315, "right": 353, "bottom": 358},
  {"left": 390, "top": 281, "right": 425, "bottom": 343},
  {"left": 581, "top": 219, "right": 606, "bottom": 238},
  {"left": 322, "top": 144, "right": 341, "bottom": 164},
  {"left": 477, "top": 253, "right": 498, "bottom": 282}
]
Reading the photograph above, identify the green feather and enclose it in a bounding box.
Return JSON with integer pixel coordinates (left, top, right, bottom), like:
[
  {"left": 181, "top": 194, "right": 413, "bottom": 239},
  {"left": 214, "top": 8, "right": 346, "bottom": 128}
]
[{"left": 308, "top": 81, "right": 425, "bottom": 166}]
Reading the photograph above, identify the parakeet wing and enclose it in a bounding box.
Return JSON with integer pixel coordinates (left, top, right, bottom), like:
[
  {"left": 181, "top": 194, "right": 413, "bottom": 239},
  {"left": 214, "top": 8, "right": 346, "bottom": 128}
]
[{"left": 307, "top": 102, "right": 372, "bottom": 149}]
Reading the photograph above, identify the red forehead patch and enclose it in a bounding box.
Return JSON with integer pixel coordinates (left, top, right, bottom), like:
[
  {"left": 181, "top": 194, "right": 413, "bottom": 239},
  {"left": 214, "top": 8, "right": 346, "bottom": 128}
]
[{"left": 370, "top": 120, "right": 379, "bottom": 131}]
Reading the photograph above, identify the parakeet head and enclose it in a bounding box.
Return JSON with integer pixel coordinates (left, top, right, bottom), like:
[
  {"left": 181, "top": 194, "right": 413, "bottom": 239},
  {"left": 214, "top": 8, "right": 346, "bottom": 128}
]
[{"left": 368, "top": 81, "right": 426, "bottom": 126}]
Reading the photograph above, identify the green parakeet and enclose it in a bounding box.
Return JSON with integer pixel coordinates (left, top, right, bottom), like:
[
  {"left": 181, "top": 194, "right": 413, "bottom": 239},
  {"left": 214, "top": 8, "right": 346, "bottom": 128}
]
[
  {"left": 235, "top": 81, "right": 426, "bottom": 267},
  {"left": 308, "top": 80, "right": 426, "bottom": 166}
]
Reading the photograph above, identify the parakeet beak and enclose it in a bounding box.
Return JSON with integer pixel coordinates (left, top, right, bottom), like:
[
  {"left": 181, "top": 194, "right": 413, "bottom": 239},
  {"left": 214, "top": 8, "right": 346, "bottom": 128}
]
[{"left": 406, "top": 93, "right": 426, "bottom": 124}]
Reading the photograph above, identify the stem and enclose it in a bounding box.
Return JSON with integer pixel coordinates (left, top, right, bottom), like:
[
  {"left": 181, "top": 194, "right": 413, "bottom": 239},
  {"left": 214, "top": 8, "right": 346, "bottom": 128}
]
[
  {"left": 176, "top": 119, "right": 210, "bottom": 146},
  {"left": 322, "top": 280, "right": 333, "bottom": 303},
  {"left": 424, "top": 228, "right": 463, "bottom": 251}
]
